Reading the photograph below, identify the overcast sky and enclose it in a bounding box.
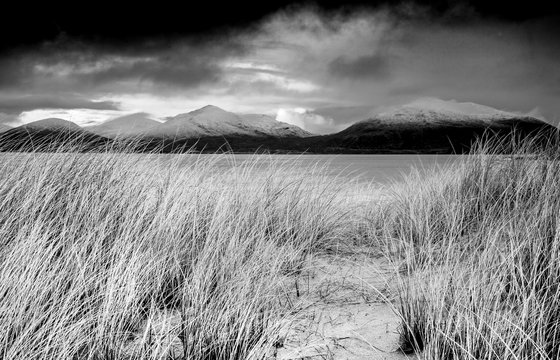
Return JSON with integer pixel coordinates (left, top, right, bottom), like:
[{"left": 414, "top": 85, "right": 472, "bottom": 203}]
[{"left": 0, "top": 1, "right": 559, "bottom": 134}]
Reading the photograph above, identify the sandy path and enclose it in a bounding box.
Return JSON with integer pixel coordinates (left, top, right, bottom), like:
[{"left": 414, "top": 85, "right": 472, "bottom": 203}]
[{"left": 275, "top": 253, "right": 415, "bottom": 360}]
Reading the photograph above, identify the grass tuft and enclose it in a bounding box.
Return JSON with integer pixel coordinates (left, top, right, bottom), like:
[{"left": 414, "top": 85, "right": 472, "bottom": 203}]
[{"left": 373, "top": 136, "right": 560, "bottom": 359}]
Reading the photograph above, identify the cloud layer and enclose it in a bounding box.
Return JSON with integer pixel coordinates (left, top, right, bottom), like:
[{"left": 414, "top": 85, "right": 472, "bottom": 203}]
[
  {"left": 0, "top": 94, "right": 119, "bottom": 114},
  {"left": 0, "top": 4, "right": 559, "bottom": 132}
]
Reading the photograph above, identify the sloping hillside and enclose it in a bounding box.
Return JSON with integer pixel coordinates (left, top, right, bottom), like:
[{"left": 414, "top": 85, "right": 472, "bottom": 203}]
[
  {"left": 87, "top": 113, "right": 161, "bottom": 138},
  {"left": 0, "top": 118, "right": 113, "bottom": 152}
]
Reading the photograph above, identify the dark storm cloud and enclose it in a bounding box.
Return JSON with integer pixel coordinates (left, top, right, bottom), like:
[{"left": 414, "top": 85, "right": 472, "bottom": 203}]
[
  {"left": 2, "top": 0, "right": 558, "bottom": 53},
  {"left": 0, "top": 57, "right": 34, "bottom": 88},
  {"left": 329, "top": 54, "right": 392, "bottom": 79},
  {"left": 73, "top": 57, "right": 221, "bottom": 88},
  {"left": 0, "top": 35, "right": 248, "bottom": 92},
  {"left": 0, "top": 94, "right": 119, "bottom": 114}
]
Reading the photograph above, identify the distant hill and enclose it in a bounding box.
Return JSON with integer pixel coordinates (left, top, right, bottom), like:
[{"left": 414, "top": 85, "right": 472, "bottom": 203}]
[
  {"left": 149, "top": 105, "right": 311, "bottom": 139},
  {"left": 0, "top": 118, "right": 113, "bottom": 152},
  {"left": 21, "top": 118, "right": 82, "bottom": 131},
  {"left": 315, "top": 99, "right": 557, "bottom": 153},
  {"left": 87, "top": 113, "right": 161, "bottom": 138}
]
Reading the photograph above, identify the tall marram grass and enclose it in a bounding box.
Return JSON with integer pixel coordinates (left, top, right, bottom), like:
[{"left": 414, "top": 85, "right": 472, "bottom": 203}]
[
  {"left": 0, "top": 151, "right": 351, "bottom": 360},
  {"left": 373, "top": 137, "right": 560, "bottom": 359},
  {"left": 5, "top": 134, "right": 560, "bottom": 360}
]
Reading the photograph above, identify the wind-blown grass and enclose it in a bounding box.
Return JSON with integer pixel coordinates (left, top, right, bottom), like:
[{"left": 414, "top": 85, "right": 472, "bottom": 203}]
[
  {"left": 3, "top": 133, "right": 560, "bottom": 360},
  {"left": 373, "top": 138, "right": 560, "bottom": 359},
  {"left": 0, "top": 151, "right": 352, "bottom": 360}
]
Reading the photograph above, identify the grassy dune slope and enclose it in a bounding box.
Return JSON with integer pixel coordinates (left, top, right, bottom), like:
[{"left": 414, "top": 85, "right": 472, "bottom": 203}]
[
  {"left": 0, "top": 152, "right": 354, "bottom": 360},
  {"left": 372, "top": 139, "right": 560, "bottom": 359}
]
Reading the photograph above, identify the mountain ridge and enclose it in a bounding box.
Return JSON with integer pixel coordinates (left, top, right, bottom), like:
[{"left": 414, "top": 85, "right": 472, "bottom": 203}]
[
  {"left": 87, "top": 113, "right": 162, "bottom": 138},
  {"left": 151, "top": 105, "right": 312, "bottom": 138},
  {"left": 0, "top": 100, "right": 556, "bottom": 153},
  {"left": 324, "top": 99, "right": 555, "bottom": 153},
  {"left": 21, "top": 118, "right": 82, "bottom": 131}
]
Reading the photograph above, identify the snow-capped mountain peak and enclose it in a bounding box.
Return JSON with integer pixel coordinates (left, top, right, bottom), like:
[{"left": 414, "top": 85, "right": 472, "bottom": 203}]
[
  {"left": 87, "top": 113, "right": 161, "bottom": 138},
  {"left": 152, "top": 105, "right": 311, "bottom": 138},
  {"left": 22, "top": 118, "right": 81, "bottom": 131},
  {"left": 373, "top": 98, "right": 534, "bottom": 123}
]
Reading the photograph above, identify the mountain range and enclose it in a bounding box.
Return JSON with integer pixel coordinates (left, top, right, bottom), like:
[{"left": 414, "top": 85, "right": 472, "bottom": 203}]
[
  {"left": 85, "top": 106, "right": 310, "bottom": 139},
  {"left": 147, "top": 105, "right": 311, "bottom": 138},
  {"left": 0, "top": 99, "right": 556, "bottom": 153}
]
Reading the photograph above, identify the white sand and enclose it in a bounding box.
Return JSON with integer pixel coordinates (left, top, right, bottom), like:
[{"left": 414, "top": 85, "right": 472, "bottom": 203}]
[{"left": 276, "top": 253, "right": 416, "bottom": 360}]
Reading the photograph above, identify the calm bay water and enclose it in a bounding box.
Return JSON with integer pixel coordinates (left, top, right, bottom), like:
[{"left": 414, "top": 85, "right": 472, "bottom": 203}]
[
  {"left": 188, "top": 154, "right": 462, "bottom": 185},
  {"left": 0, "top": 153, "right": 462, "bottom": 186}
]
